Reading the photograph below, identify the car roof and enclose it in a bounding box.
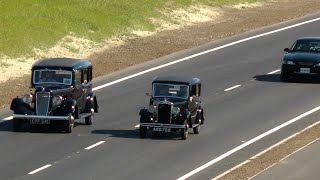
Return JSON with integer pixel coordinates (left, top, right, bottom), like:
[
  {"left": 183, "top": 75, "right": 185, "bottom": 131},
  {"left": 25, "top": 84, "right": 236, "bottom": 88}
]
[
  {"left": 32, "top": 58, "right": 92, "bottom": 70},
  {"left": 152, "top": 76, "right": 200, "bottom": 85},
  {"left": 297, "top": 37, "right": 320, "bottom": 41}
]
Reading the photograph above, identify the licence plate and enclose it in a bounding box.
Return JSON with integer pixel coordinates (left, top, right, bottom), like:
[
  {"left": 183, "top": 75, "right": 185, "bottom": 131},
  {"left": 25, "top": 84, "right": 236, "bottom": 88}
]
[
  {"left": 153, "top": 127, "right": 171, "bottom": 132},
  {"left": 31, "top": 119, "right": 50, "bottom": 124},
  {"left": 300, "top": 68, "right": 310, "bottom": 74}
]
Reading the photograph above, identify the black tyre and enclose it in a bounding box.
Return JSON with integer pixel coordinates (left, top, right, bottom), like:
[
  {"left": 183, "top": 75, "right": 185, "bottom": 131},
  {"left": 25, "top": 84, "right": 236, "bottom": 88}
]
[
  {"left": 85, "top": 115, "right": 93, "bottom": 125},
  {"left": 180, "top": 122, "right": 188, "bottom": 140},
  {"left": 65, "top": 123, "right": 73, "bottom": 133},
  {"left": 139, "top": 125, "right": 147, "bottom": 138},
  {"left": 12, "top": 119, "right": 22, "bottom": 132},
  {"left": 193, "top": 124, "right": 200, "bottom": 134}
]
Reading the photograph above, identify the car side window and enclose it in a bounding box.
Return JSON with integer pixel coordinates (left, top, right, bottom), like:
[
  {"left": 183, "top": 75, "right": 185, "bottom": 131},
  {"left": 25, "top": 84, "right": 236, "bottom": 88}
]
[
  {"left": 190, "top": 84, "right": 201, "bottom": 96},
  {"left": 82, "top": 69, "right": 88, "bottom": 84},
  {"left": 75, "top": 70, "right": 81, "bottom": 85}
]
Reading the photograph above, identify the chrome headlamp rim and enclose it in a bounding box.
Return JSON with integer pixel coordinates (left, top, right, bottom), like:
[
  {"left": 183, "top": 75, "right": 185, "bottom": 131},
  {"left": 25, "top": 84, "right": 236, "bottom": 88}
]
[
  {"left": 282, "top": 60, "right": 295, "bottom": 65},
  {"left": 172, "top": 107, "right": 180, "bottom": 116},
  {"left": 22, "top": 94, "right": 33, "bottom": 104},
  {"left": 149, "top": 105, "right": 156, "bottom": 113},
  {"left": 52, "top": 95, "right": 63, "bottom": 106}
]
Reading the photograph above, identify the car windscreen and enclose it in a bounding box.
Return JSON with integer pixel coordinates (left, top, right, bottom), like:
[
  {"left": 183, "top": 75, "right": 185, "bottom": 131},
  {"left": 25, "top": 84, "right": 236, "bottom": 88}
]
[
  {"left": 291, "top": 39, "right": 320, "bottom": 53},
  {"left": 153, "top": 83, "right": 189, "bottom": 99},
  {"left": 33, "top": 70, "right": 72, "bottom": 85}
]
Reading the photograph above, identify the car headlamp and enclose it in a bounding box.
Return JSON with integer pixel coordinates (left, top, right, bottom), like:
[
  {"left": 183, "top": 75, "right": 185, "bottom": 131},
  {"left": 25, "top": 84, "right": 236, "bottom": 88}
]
[
  {"left": 52, "top": 95, "right": 63, "bottom": 106},
  {"left": 172, "top": 107, "right": 180, "bottom": 116},
  {"left": 22, "top": 94, "right": 33, "bottom": 104},
  {"left": 283, "top": 60, "right": 295, "bottom": 65},
  {"left": 149, "top": 105, "right": 156, "bottom": 113}
]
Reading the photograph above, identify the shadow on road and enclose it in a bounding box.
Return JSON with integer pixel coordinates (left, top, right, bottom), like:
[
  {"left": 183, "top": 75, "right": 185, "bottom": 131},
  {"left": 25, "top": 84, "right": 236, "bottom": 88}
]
[
  {"left": 253, "top": 74, "right": 320, "bottom": 84},
  {"left": 92, "top": 129, "right": 140, "bottom": 139}
]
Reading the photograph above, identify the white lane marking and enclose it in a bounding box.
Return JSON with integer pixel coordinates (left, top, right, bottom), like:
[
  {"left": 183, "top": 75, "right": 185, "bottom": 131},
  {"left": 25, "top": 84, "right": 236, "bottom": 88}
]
[
  {"left": 248, "top": 138, "right": 319, "bottom": 180},
  {"left": 267, "top": 69, "right": 281, "bottom": 75},
  {"left": 135, "top": 124, "right": 140, "bottom": 128},
  {"left": 177, "top": 105, "right": 320, "bottom": 180},
  {"left": 4, "top": 18, "right": 320, "bottom": 122},
  {"left": 28, "top": 164, "right": 52, "bottom": 175},
  {"left": 92, "top": 17, "right": 320, "bottom": 92},
  {"left": 84, "top": 141, "right": 105, "bottom": 150},
  {"left": 0, "top": 116, "right": 13, "bottom": 124},
  {"left": 213, "top": 121, "right": 320, "bottom": 180},
  {"left": 224, "top": 85, "right": 241, "bottom": 92}
]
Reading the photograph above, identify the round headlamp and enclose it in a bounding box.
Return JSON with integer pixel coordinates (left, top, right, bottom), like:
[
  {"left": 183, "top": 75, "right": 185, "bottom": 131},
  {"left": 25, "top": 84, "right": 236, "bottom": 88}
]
[
  {"left": 172, "top": 107, "right": 180, "bottom": 116},
  {"left": 149, "top": 105, "right": 156, "bottom": 113},
  {"left": 22, "top": 94, "right": 33, "bottom": 104},
  {"left": 52, "top": 96, "right": 63, "bottom": 106}
]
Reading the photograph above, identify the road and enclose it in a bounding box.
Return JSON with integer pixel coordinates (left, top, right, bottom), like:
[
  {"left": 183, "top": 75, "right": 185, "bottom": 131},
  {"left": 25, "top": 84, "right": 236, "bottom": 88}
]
[
  {"left": 252, "top": 139, "right": 320, "bottom": 180},
  {"left": 0, "top": 13, "right": 320, "bottom": 180}
]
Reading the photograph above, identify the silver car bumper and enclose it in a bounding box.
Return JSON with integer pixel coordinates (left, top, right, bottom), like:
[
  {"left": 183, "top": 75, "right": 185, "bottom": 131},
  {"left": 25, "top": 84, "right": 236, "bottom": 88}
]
[
  {"left": 140, "top": 123, "right": 185, "bottom": 129},
  {"left": 13, "top": 114, "right": 74, "bottom": 121}
]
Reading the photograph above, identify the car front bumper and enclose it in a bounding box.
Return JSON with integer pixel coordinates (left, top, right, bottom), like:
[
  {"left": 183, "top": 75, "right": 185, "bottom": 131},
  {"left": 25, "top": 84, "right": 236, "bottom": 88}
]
[
  {"left": 140, "top": 123, "right": 185, "bottom": 129},
  {"left": 13, "top": 114, "right": 74, "bottom": 121},
  {"left": 281, "top": 64, "right": 320, "bottom": 75}
]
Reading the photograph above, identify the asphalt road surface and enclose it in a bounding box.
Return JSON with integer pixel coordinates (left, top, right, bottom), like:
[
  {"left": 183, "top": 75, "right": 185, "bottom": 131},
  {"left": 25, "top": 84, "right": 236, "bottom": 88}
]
[{"left": 1, "top": 13, "right": 320, "bottom": 180}]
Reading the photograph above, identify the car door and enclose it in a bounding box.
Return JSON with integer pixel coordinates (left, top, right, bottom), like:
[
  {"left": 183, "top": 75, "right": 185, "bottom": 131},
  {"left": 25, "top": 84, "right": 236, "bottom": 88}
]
[
  {"left": 188, "top": 84, "right": 200, "bottom": 123},
  {"left": 73, "top": 69, "right": 88, "bottom": 111}
]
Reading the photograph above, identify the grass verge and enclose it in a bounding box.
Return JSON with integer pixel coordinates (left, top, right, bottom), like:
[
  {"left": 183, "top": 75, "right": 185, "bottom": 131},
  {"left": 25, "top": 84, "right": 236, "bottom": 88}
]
[{"left": 0, "top": 0, "right": 259, "bottom": 57}]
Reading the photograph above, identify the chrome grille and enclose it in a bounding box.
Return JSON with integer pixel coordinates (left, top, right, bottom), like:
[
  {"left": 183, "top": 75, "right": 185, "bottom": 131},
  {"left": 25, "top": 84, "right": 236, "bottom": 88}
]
[
  {"left": 36, "top": 92, "right": 50, "bottom": 115},
  {"left": 157, "top": 103, "right": 172, "bottom": 124}
]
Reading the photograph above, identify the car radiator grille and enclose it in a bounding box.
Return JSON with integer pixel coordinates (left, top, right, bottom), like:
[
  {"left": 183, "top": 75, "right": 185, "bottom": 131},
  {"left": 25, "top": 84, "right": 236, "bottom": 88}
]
[
  {"left": 36, "top": 92, "right": 50, "bottom": 115},
  {"left": 157, "top": 104, "right": 172, "bottom": 124}
]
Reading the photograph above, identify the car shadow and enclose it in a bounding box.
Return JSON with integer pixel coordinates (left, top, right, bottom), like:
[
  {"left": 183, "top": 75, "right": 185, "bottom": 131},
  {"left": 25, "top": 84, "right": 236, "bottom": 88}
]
[
  {"left": 91, "top": 129, "right": 140, "bottom": 139},
  {"left": 0, "top": 120, "right": 85, "bottom": 133},
  {"left": 91, "top": 129, "right": 186, "bottom": 140},
  {"left": 253, "top": 74, "right": 320, "bottom": 84}
]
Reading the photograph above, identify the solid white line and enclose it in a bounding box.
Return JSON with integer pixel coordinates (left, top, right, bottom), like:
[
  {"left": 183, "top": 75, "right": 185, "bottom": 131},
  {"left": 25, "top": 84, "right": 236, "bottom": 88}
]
[
  {"left": 176, "top": 105, "right": 320, "bottom": 180},
  {"left": 84, "top": 141, "right": 105, "bottom": 150},
  {"left": 213, "top": 121, "right": 320, "bottom": 180},
  {"left": 135, "top": 124, "right": 140, "bottom": 128},
  {"left": 28, "top": 164, "right": 51, "bottom": 175},
  {"left": 92, "top": 17, "right": 320, "bottom": 92},
  {"left": 248, "top": 138, "right": 319, "bottom": 180},
  {"left": 267, "top": 69, "right": 281, "bottom": 75},
  {"left": 224, "top": 85, "right": 241, "bottom": 91}
]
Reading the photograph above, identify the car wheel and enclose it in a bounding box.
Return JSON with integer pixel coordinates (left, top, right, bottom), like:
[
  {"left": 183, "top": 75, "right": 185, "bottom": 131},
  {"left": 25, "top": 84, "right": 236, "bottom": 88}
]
[
  {"left": 180, "top": 121, "right": 188, "bottom": 140},
  {"left": 280, "top": 72, "right": 290, "bottom": 82},
  {"left": 65, "top": 123, "right": 73, "bottom": 133},
  {"left": 193, "top": 124, "right": 200, "bottom": 134},
  {"left": 85, "top": 115, "right": 93, "bottom": 125},
  {"left": 139, "top": 125, "right": 147, "bottom": 138},
  {"left": 12, "top": 118, "right": 22, "bottom": 132}
]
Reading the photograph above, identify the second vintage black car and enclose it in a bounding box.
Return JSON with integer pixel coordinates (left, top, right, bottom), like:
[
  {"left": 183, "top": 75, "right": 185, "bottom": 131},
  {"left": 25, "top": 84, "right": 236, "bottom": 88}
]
[
  {"left": 10, "top": 58, "right": 99, "bottom": 133},
  {"left": 281, "top": 37, "right": 320, "bottom": 82},
  {"left": 139, "top": 76, "right": 205, "bottom": 140}
]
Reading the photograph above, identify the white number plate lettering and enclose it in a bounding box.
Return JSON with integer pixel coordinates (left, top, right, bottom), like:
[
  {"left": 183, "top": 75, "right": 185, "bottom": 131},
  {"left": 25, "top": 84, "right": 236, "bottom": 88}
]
[
  {"left": 153, "top": 127, "right": 171, "bottom": 132},
  {"left": 300, "top": 68, "right": 310, "bottom": 74},
  {"left": 31, "top": 119, "right": 50, "bottom": 124}
]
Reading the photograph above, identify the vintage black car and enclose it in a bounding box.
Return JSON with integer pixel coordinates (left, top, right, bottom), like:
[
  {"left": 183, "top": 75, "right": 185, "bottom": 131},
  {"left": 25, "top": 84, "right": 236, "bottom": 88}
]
[
  {"left": 10, "top": 58, "right": 98, "bottom": 133},
  {"left": 139, "top": 76, "right": 205, "bottom": 140},
  {"left": 281, "top": 37, "right": 320, "bottom": 82}
]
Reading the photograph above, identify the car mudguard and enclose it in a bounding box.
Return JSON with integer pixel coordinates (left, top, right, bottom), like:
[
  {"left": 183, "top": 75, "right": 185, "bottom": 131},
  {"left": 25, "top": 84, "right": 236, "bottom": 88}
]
[
  {"left": 10, "top": 97, "right": 33, "bottom": 115},
  {"left": 139, "top": 108, "right": 153, "bottom": 123},
  {"left": 53, "top": 99, "right": 77, "bottom": 116}
]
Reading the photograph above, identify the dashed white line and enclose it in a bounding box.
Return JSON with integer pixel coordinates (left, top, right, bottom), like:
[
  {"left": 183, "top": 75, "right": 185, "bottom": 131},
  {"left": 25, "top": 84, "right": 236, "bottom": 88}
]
[
  {"left": 224, "top": 85, "right": 241, "bottom": 92},
  {"left": 28, "top": 164, "right": 51, "bottom": 175},
  {"left": 135, "top": 124, "right": 140, "bottom": 128},
  {"left": 84, "top": 141, "right": 105, "bottom": 150},
  {"left": 177, "top": 105, "right": 320, "bottom": 180},
  {"left": 267, "top": 69, "right": 281, "bottom": 75}
]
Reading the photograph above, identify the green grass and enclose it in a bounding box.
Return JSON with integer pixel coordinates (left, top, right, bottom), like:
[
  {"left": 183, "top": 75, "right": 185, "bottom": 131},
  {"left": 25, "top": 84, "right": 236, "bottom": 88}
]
[{"left": 0, "top": 0, "right": 260, "bottom": 57}]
